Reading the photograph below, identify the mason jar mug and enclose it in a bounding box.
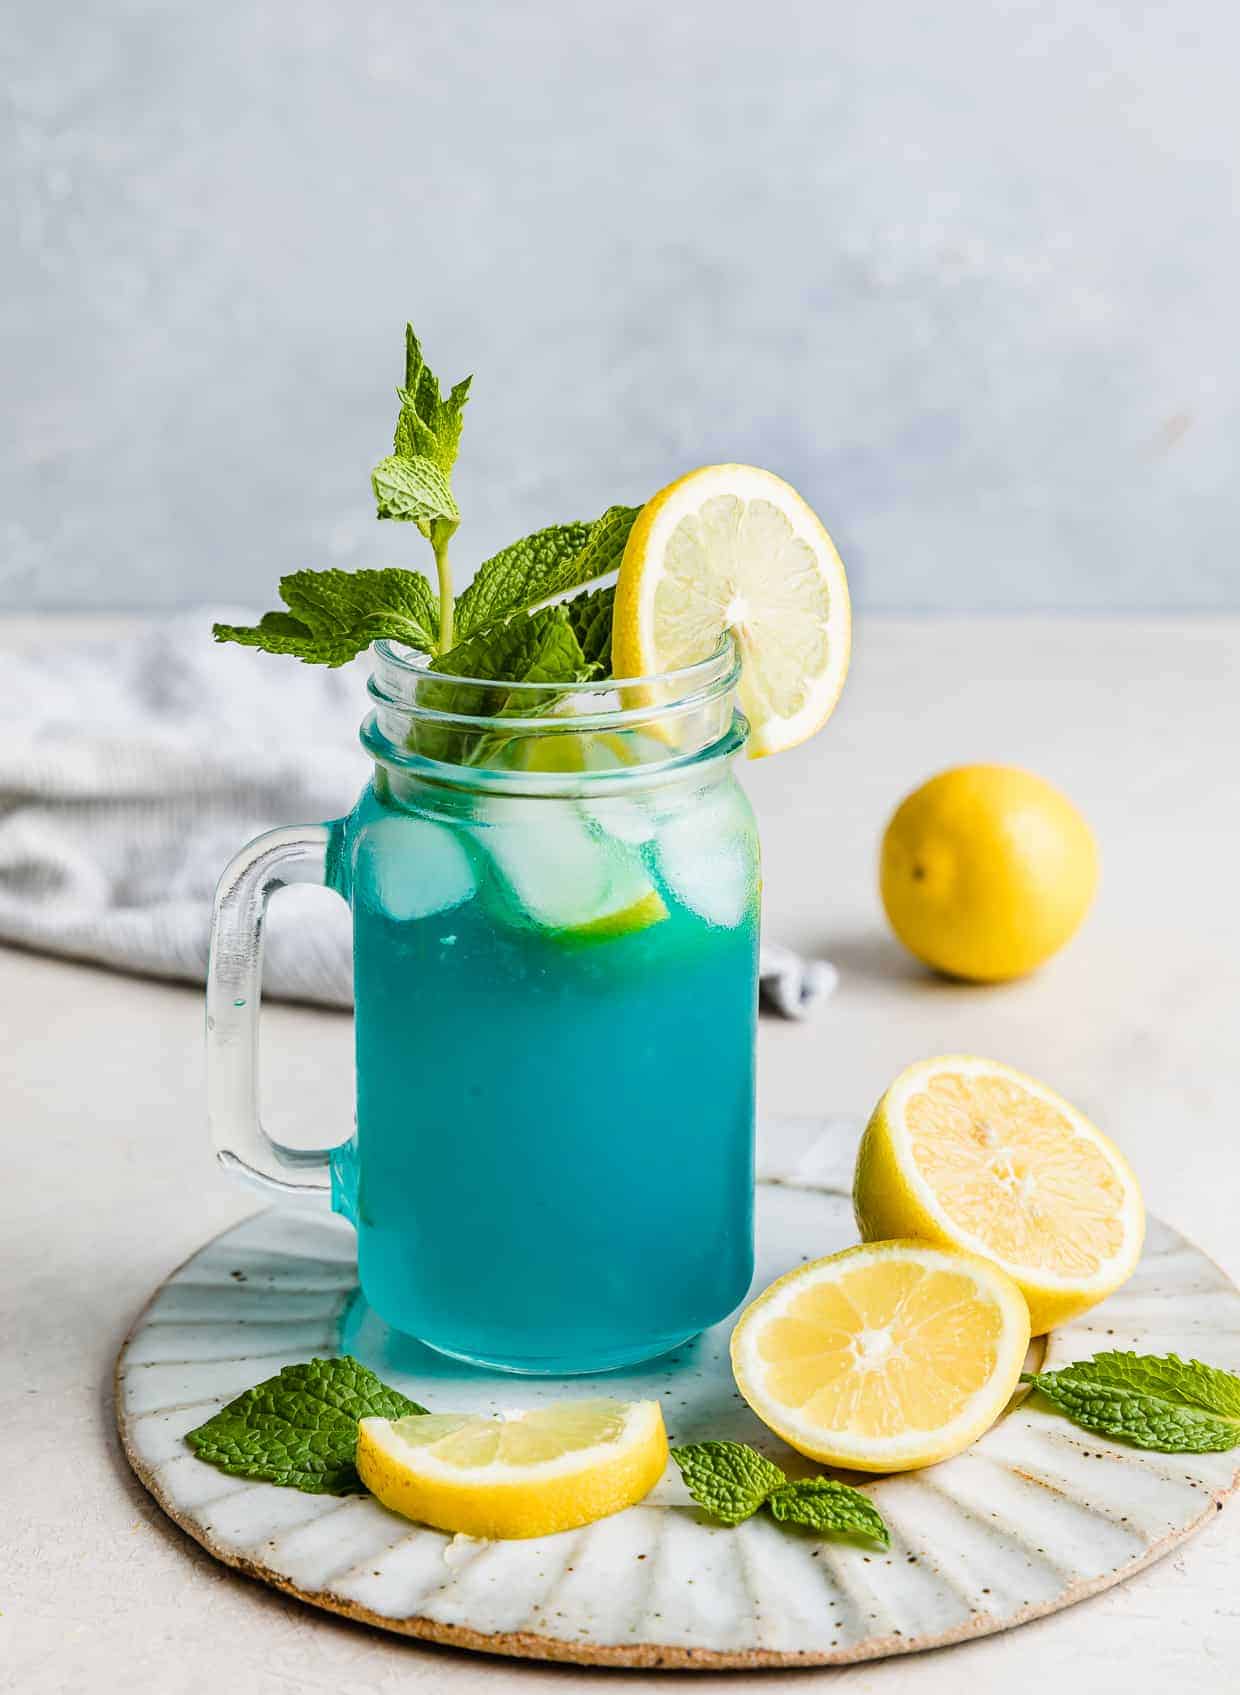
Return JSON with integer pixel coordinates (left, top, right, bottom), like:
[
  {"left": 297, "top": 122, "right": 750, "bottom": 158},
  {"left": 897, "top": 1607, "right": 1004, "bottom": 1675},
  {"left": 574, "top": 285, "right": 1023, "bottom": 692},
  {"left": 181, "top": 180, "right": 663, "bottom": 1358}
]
[{"left": 206, "top": 641, "right": 760, "bottom": 1374}]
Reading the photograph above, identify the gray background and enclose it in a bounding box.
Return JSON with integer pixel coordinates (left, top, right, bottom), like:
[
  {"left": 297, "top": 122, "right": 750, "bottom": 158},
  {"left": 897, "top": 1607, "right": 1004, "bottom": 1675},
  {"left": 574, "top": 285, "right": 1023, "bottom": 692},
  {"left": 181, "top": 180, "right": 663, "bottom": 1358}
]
[{"left": 4, "top": 1, "right": 1237, "bottom": 612}]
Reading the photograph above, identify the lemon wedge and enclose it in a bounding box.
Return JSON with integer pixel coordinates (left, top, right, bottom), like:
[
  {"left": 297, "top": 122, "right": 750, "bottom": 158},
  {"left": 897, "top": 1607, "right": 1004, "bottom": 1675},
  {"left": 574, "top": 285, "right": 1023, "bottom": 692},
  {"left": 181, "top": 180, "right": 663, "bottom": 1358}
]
[
  {"left": 356, "top": 1399, "right": 668, "bottom": 1539},
  {"left": 853, "top": 1056, "right": 1145, "bottom": 1334},
  {"left": 472, "top": 800, "right": 667, "bottom": 941},
  {"left": 731, "top": 1240, "right": 1030, "bottom": 1471},
  {"left": 612, "top": 464, "right": 850, "bottom": 757}
]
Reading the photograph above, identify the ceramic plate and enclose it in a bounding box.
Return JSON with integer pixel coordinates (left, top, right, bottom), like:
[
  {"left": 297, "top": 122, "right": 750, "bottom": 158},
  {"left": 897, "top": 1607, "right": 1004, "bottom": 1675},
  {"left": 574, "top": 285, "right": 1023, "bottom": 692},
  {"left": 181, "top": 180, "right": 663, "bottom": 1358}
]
[{"left": 117, "top": 1118, "right": 1240, "bottom": 1669}]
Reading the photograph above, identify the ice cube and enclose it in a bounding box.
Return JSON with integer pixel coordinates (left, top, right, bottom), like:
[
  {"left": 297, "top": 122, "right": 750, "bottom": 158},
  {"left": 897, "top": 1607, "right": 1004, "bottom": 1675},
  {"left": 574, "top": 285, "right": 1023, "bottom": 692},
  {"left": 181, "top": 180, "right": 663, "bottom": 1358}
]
[
  {"left": 580, "top": 791, "right": 657, "bottom": 846},
  {"left": 654, "top": 789, "right": 755, "bottom": 928},
  {"left": 472, "top": 800, "right": 665, "bottom": 936},
  {"left": 357, "top": 815, "right": 477, "bottom": 921}
]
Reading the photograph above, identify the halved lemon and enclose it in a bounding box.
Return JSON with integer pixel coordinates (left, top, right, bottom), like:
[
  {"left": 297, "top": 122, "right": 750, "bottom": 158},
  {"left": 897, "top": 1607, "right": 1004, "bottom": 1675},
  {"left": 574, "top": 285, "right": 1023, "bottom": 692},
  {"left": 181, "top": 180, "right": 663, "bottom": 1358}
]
[
  {"left": 731, "top": 1240, "right": 1030, "bottom": 1471},
  {"left": 853, "top": 1056, "right": 1145, "bottom": 1335},
  {"left": 612, "top": 464, "right": 850, "bottom": 758},
  {"left": 356, "top": 1398, "right": 668, "bottom": 1539}
]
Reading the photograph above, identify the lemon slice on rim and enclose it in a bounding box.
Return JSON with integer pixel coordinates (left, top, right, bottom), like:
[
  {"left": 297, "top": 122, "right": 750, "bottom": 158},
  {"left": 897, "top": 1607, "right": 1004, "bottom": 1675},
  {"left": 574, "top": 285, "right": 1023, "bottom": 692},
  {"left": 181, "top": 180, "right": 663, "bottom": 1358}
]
[
  {"left": 731, "top": 1240, "right": 1031, "bottom": 1471},
  {"left": 356, "top": 1398, "right": 668, "bottom": 1539},
  {"left": 853, "top": 1056, "right": 1145, "bottom": 1334},
  {"left": 612, "top": 464, "right": 851, "bottom": 757}
]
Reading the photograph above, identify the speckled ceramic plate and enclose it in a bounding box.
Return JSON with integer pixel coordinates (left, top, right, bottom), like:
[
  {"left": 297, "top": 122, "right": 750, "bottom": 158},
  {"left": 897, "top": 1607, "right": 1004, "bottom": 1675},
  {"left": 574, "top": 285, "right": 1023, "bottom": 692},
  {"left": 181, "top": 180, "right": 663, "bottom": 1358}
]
[{"left": 117, "top": 1118, "right": 1240, "bottom": 1670}]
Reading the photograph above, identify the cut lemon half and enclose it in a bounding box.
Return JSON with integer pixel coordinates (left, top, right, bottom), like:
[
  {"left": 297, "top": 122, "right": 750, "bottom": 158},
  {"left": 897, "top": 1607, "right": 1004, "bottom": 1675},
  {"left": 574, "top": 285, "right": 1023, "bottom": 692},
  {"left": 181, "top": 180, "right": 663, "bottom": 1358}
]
[
  {"left": 731, "top": 1240, "right": 1030, "bottom": 1471},
  {"left": 853, "top": 1056, "right": 1145, "bottom": 1335},
  {"left": 356, "top": 1398, "right": 668, "bottom": 1540},
  {"left": 612, "top": 464, "right": 850, "bottom": 758}
]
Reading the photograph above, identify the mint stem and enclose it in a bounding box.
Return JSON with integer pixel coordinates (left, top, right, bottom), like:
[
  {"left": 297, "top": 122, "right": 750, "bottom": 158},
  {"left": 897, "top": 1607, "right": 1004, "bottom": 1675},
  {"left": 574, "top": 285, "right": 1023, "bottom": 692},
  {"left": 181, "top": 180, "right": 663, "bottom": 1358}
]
[{"left": 433, "top": 529, "right": 454, "bottom": 652}]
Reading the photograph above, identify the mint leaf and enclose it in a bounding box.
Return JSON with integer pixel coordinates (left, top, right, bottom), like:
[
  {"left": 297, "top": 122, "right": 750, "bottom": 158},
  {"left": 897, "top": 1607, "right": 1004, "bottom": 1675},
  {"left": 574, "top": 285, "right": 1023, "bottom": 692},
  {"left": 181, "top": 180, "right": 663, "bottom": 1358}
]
[
  {"left": 185, "top": 1356, "right": 425, "bottom": 1494},
  {"left": 408, "top": 606, "right": 596, "bottom": 765},
  {"left": 454, "top": 522, "right": 591, "bottom": 639},
  {"left": 1025, "top": 1352, "right": 1240, "bottom": 1452},
  {"left": 281, "top": 567, "right": 439, "bottom": 651},
  {"left": 673, "top": 1443, "right": 891, "bottom": 1547},
  {"left": 392, "top": 323, "right": 471, "bottom": 478},
  {"left": 212, "top": 610, "right": 361, "bottom": 666},
  {"left": 558, "top": 503, "right": 641, "bottom": 594},
  {"left": 454, "top": 505, "right": 640, "bottom": 640},
  {"left": 381, "top": 323, "right": 469, "bottom": 630},
  {"left": 432, "top": 604, "right": 594, "bottom": 687},
  {"left": 371, "top": 454, "right": 460, "bottom": 527},
  {"left": 215, "top": 568, "right": 439, "bottom": 666},
  {"left": 768, "top": 1480, "right": 890, "bottom": 1546},
  {"left": 564, "top": 583, "right": 615, "bottom": 671},
  {"left": 671, "top": 1441, "right": 787, "bottom": 1526}
]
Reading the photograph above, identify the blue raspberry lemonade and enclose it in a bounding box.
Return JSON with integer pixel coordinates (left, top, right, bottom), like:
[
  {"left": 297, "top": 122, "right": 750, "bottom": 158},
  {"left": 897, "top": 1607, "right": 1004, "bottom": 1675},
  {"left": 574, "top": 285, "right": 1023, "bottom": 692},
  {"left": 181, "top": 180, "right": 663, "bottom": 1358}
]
[
  {"left": 336, "top": 755, "right": 760, "bottom": 1374},
  {"left": 208, "top": 320, "right": 850, "bottom": 1379}
]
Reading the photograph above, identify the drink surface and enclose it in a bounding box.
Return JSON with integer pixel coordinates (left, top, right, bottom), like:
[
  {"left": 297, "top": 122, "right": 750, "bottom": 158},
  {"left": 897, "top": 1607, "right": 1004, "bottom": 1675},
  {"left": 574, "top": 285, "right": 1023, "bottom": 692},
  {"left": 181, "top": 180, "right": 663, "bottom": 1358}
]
[{"left": 333, "top": 763, "right": 759, "bottom": 1374}]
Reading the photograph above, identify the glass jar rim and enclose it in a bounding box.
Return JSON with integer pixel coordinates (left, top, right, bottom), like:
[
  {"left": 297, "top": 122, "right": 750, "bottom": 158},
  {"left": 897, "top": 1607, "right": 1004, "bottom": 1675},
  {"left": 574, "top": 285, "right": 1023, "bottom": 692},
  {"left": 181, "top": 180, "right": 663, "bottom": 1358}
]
[
  {"left": 362, "top": 635, "right": 746, "bottom": 792},
  {"left": 371, "top": 635, "right": 738, "bottom": 699},
  {"left": 367, "top": 635, "right": 741, "bottom": 734}
]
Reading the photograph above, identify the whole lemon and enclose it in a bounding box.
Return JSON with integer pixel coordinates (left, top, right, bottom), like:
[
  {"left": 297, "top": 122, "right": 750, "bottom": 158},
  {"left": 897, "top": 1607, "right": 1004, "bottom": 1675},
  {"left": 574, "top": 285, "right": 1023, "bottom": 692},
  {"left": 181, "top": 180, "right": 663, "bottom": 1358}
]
[{"left": 880, "top": 765, "right": 1098, "bottom": 982}]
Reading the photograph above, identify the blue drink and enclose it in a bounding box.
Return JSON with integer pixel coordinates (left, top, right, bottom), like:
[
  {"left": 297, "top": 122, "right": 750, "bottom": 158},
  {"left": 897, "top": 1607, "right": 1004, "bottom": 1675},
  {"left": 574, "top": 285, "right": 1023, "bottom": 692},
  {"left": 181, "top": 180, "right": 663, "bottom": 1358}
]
[
  {"left": 334, "top": 761, "right": 759, "bottom": 1374},
  {"left": 206, "top": 640, "right": 759, "bottom": 1376}
]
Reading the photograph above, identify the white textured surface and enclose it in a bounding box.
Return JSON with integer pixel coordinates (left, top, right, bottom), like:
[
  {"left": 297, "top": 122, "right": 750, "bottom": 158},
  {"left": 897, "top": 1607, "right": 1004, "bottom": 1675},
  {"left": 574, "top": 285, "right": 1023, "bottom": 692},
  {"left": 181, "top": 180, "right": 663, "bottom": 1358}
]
[
  {"left": 116, "top": 1143, "right": 1240, "bottom": 1668},
  {"left": 4, "top": 4, "right": 1240, "bottom": 611},
  {"left": 3, "top": 615, "right": 1240, "bottom": 1690}
]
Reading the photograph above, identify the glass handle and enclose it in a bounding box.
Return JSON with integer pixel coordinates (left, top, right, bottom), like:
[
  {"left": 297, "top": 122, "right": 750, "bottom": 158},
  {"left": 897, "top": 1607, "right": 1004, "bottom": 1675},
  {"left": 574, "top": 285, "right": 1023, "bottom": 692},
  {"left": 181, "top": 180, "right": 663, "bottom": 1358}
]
[{"left": 206, "top": 823, "right": 344, "bottom": 1206}]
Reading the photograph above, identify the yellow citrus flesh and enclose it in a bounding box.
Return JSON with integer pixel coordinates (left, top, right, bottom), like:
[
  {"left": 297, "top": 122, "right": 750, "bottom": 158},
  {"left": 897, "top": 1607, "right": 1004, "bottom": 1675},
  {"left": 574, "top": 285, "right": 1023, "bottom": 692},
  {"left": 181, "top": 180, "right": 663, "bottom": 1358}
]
[
  {"left": 612, "top": 464, "right": 850, "bottom": 758},
  {"left": 853, "top": 1056, "right": 1145, "bottom": 1335},
  {"left": 731, "top": 1240, "right": 1030, "bottom": 1471},
  {"left": 356, "top": 1399, "right": 668, "bottom": 1540},
  {"left": 880, "top": 764, "right": 1098, "bottom": 982},
  {"left": 565, "top": 887, "right": 667, "bottom": 941}
]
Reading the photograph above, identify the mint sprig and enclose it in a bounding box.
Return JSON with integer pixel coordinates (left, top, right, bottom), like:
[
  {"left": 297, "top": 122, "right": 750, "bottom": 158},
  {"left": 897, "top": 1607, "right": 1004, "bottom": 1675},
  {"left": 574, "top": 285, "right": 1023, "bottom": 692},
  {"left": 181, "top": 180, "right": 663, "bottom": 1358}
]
[
  {"left": 371, "top": 325, "right": 469, "bottom": 648},
  {"left": 184, "top": 1356, "right": 426, "bottom": 1494},
  {"left": 671, "top": 1442, "right": 889, "bottom": 1546},
  {"left": 213, "top": 318, "right": 639, "bottom": 687},
  {"left": 1024, "top": 1351, "right": 1240, "bottom": 1453}
]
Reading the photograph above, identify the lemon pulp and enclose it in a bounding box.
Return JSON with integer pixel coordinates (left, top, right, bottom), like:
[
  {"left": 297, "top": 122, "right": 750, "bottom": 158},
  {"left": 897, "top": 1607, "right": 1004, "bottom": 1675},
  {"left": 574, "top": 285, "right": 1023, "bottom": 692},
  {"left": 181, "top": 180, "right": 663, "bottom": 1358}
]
[{"left": 731, "top": 1240, "right": 1030, "bottom": 1470}]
